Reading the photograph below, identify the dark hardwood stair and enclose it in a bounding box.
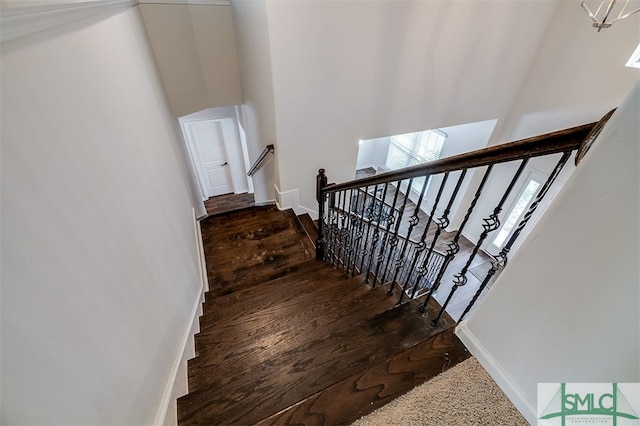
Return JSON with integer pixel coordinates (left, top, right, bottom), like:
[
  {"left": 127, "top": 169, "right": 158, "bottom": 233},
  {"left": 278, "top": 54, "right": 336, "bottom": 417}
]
[
  {"left": 296, "top": 213, "right": 318, "bottom": 246},
  {"left": 201, "top": 206, "right": 315, "bottom": 298},
  {"left": 178, "top": 206, "right": 469, "bottom": 425}
]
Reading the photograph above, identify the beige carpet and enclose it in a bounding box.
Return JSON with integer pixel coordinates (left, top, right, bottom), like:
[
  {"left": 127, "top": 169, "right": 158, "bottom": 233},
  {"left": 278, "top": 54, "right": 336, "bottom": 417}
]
[{"left": 352, "top": 357, "right": 529, "bottom": 426}]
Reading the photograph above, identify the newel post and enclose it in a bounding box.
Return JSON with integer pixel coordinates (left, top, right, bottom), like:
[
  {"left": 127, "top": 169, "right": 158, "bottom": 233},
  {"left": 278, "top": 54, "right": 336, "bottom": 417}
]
[{"left": 316, "top": 169, "right": 327, "bottom": 260}]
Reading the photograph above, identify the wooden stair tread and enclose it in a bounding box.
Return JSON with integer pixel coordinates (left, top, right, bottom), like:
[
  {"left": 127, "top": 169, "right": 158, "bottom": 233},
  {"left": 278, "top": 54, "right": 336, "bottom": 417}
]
[
  {"left": 178, "top": 296, "right": 454, "bottom": 425},
  {"left": 201, "top": 206, "right": 315, "bottom": 297},
  {"left": 296, "top": 213, "right": 318, "bottom": 246},
  {"left": 201, "top": 259, "right": 335, "bottom": 316},
  {"left": 190, "top": 273, "right": 396, "bottom": 388},
  {"left": 257, "top": 327, "right": 470, "bottom": 425}
]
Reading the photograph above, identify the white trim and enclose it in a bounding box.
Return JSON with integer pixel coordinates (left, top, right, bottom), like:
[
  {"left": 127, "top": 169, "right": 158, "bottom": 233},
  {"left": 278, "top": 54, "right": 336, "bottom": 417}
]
[
  {"left": 455, "top": 321, "right": 536, "bottom": 424},
  {"left": 138, "top": 0, "right": 230, "bottom": 5},
  {"left": 179, "top": 120, "right": 208, "bottom": 201},
  {"left": 154, "top": 293, "right": 201, "bottom": 426},
  {"left": 154, "top": 211, "right": 208, "bottom": 425},
  {"left": 194, "top": 215, "right": 209, "bottom": 294},
  {"left": 274, "top": 185, "right": 303, "bottom": 213},
  {"left": 1, "top": 0, "right": 136, "bottom": 43},
  {"left": 273, "top": 185, "right": 316, "bottom": 217},
  {"left": 234, "top": 106, "right": 254, "bottom": 195},
  {"left": 296, "top": 204, "right": 318, "bottom": 220}
]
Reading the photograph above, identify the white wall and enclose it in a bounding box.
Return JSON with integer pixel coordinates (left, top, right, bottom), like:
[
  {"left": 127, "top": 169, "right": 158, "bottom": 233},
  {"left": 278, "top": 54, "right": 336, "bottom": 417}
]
[
  {"left": 491, "top": 0, "right": 640, "bottom": 144},
  {"left": 230, "top": 0, "right": 279, "bottom": 205},
  {"left": 355, "top": 136, "right": 390, "bottom": 172},
  {"left": 139, "top": 3, "right": 243, "bottom": 117},
  {"left": 458, "top": 83, "right": 640, "bottom": 423},
  {"left": 238, "top": 0, "right": 637, "bottom": 217},
  {"left": 1, "top": 6, "right": 202, "bottom": 425},
  {"left": 266, "top": 0, "right": 559, "bottom": 214}
]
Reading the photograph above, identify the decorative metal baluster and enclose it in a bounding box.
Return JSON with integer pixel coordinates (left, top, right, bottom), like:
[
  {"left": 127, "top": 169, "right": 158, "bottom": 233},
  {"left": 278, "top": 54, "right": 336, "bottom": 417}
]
[
  {"left": 372, "top": 181, "right": 402, "bottom": 288},
  {"left": 316, "top": 169, "right": 328, "bottom": 260},
  {"left": 409, "top": 171, "right": 466, "bottom": 299},
  {"left": 344, "top": 188, "right": 360, "bottom": 275},
  {"left": 396, "top": 176, "right": 441, "bottom": 304},
  {"left": 332, "top": 189, "right": 342, "bottom": 268},
  {"left": 326, "top": 189, "right": 339, "bottom": 267},
  {"left": 383, "top": 181, "right": 413, "bottom": 295},
  {"left": 332, "top": 190, "right": 346, "bottom": 268},
  {"left": 401, "top": 172, "right": 450, "bottom": 302},
  {"left": 419, "top": 165, "right": 494, "bottom": 313},
  {"left": 358, "top": 185, "right": 377, "bottom": 274},
  {"left": 432, "top": 159, "right": 529, "bottom": 325},
  {"left": 351, "top": 189, "right": 367, "bottom": 277},
  {"left": 338, "top": 189, "right": 350, "bottom": 268},
  {"left": 383, "top": 178, "right": 415, "bottom": 291},
  {"left": 364, "top": 183, "right": 389, "bottom": 285},
  {"left": 458, "top": 151, "right": 573, "bottom": 321}
]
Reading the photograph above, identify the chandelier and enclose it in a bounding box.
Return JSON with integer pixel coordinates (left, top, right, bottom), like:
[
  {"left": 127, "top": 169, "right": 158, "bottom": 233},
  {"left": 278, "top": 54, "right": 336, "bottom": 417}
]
[{"left": 581, "top": 0, "right": 640, "bottom": 31}]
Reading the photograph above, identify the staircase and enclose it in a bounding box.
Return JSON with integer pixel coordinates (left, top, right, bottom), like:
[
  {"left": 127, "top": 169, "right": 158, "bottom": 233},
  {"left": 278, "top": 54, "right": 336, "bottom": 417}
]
[
  {"left": 178, "top": 118, "right": 606, "bottom": 424},
  {"left": 177, "top": 206, "right": 469, "bottom": 425}
]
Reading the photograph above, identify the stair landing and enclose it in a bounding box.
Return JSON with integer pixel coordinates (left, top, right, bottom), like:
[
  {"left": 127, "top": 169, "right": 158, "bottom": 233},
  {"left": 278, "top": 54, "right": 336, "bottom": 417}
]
[{"left": 178, "top": 206, "right": 469, "bottom": 425}]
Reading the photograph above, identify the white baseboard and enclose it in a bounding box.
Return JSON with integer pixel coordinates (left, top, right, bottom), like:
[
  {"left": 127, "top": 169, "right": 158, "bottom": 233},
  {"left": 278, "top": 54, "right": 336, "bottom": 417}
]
[
  {"left": 295, "top": 204, "right": 318, "bottom": 219},
  {"left": 274, "top": 185, "right": 298, "bottom": 210},
  {"left": 455, "top": 321, "right": 536, "bottom": 424},
  {"left": 273, "top": 184, "right": 319, "bottom": 217},
  {"left": 154, "top": 285, "right": 203, "bottom": 426},
  {"left": 154, "top": 211, "right": 208, "bottom": 426}
]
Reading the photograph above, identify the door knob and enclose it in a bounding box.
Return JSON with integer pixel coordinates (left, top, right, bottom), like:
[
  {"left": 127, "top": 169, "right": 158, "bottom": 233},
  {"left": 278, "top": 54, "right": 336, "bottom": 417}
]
[{"left": 221, "top": 162, "right": 228, "bottom": 166}]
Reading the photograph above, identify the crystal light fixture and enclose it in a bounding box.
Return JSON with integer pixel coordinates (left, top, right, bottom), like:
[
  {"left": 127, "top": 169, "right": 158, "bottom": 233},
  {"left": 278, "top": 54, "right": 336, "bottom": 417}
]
[{"left": 581, "top": 0, "right": 640, "bottom": 31}]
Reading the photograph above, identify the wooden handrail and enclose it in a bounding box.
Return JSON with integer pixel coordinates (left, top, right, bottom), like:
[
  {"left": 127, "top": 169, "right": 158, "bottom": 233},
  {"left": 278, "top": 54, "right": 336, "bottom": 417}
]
[
  {"left": 322, "top": 123, "right": 595, "bottom": 194},
  {"left": 247, "top": 144, "right": 275, "bottom": 177}
]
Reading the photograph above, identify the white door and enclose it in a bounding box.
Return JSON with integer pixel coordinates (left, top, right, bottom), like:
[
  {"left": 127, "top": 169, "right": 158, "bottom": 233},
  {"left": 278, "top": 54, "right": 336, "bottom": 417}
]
[{"left": 187, "top": 120, "right": 234, "bottom": 198}]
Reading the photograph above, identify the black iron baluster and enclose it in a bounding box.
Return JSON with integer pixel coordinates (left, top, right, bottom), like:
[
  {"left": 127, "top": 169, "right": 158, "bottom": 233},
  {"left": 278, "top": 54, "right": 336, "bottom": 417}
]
[
  {"left": 351, "top": 189, "right": 368, "bottom": 277},
  {"left": 384, "top": 178, "right": 415, "bottom": 292},
  {"left": 344, "top": 188, "right": 359, "bottom": 275},
  {"left": 418, "top": 165, "right": 494, "bottom": 313},
  {"left": 458, "top": 151, "right": 573, "bottom": 321},
  {"left": 332, "top": 190, "right": 346, "bottom": 268},
  {"left": 332, "top": 189, "right": 342, "bottom": 268},
  {"left": 358, "top": 185, "right": 377, "bottom": 274},
  {"left": 396, "top": 176, "right": 441, "bottom": 304},
  {"left": 316, "top": 169, "right": 328, "bottom": 260},
  {"left": 409, "top": 171, "right": 466, "bottom": 299},
  {"left": 326, "top": 188, "right": 339, "bottom": 267},
  {"left": 364, "top": 183, "right": 389, "bottom": 285},
  {"left": 401, "top": 172, "right": 451, "bottom": 302},
  {"left": 432, "top": 159, "right": 529, "bottom": 325},
  {"left": 383, "top": 181, "right": 413, "bottom": 295},
  {"left": 338, "top": 188, "right": 349, "bottom": 268},
  {"left": 372, "top": 181, "right": 402, "bottom": 288}
]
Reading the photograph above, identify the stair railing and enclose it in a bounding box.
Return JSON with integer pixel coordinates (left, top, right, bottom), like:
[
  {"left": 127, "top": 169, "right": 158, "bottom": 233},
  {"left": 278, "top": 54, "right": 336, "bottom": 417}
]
[
  {"left": 316, "top": 121, "right": 601, "bottom": 324},
  {"left": 247, "top": 144, "right": 275, "bottom": 177}
]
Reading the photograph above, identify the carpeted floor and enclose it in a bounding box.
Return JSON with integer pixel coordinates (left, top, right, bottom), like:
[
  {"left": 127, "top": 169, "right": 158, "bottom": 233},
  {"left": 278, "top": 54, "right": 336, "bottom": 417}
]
[{"left": 351, "top": 357, "right": 528, "bottom": 426}]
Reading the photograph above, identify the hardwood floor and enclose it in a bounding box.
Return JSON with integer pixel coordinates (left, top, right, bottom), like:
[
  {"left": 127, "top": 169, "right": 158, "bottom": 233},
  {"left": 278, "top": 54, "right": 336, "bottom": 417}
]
[
  {"left": 204, "top": 192, "right": 255, "bottom": 216},
  {"left": 178, "top": 207, "right": 469, "bottom": 425}
]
